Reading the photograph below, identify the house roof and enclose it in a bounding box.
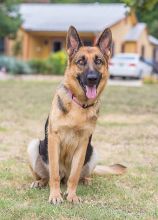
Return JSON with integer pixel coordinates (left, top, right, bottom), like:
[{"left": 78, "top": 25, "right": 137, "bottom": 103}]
[
  {"left": 149, "top": 35, "right": 158, "bottom": 46},
  {"left": 19, "top": 3, "right": 129, "bottom": 33},
  {"left": 124, "top": 23, "right": 146, "bottom": 41}
]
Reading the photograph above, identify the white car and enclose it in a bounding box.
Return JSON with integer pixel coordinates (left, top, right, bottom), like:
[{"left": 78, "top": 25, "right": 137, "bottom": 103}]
[{"left": 109, "top": 53, "right": 152, "bottom": 79}]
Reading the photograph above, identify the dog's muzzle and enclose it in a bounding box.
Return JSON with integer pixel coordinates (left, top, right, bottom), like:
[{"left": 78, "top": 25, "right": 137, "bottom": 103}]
[
  {"left": 77, "top": 71, "right": 101, "bottom": 99},
  {"left": 87, "top": 72, "right": 99, "bottom": 86}
]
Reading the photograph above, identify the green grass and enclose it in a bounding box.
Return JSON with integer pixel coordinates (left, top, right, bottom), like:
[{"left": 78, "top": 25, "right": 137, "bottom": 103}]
[{"left": 0, "top": 80, "right": 158, "bottom": 220}]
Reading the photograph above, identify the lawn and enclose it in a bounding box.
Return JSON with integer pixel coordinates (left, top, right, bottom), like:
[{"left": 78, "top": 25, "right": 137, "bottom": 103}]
[{"left": 0, "top": 79, "right": 158, "bottom": 220}]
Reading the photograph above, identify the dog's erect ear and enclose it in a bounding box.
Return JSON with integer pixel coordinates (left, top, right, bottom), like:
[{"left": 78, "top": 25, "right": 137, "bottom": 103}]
[
  {"left": 95, "top": 28, "right": 112, "bottom": 57},
  {"left": 66, "top": 26, "right": 83, "bottom": 59}
]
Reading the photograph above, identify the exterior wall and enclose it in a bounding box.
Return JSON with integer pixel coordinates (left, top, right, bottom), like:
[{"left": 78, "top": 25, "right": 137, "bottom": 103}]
[
  {"left": 123, "top": 28, "right": 154, "bottom": 61},
  {"left": 110, "top": 15, "right": 135, "bottom": 55},
  {"left": 22, "top": 30, "right": 65, "bottom": 60},
  {"left": 5, "top": 38, "right": 13, "bottom": 56},
  {"left": 5, "top": 29, "right": 24, "bottom": 58},
  {"left": 25, "top": 34, "right": 61, "bottom": 60},
  {"left": 137, "top": 28, "right": 153, "bottom": 60},
  {"left": 21, "top": 31, "right": 94, "bottom": 60},
  {"left": 5, "top": 37, "right": 16, "bottom": 56}
]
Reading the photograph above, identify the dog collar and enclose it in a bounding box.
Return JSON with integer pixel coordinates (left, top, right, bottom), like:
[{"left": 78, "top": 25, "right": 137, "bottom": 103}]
[{"left": 67, "top": 89, "right": 96, "bottom": 109}]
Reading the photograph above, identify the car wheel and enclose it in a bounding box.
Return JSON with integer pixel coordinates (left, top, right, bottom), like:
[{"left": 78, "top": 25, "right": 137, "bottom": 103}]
[{"left": 122, "top": 76, "right": 126, "bottom": 80}]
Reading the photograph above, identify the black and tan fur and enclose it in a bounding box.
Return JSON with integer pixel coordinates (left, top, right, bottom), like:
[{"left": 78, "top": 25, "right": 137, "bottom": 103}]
[{"left": 27, "top": 26, "right": 126, "bottom": 204}]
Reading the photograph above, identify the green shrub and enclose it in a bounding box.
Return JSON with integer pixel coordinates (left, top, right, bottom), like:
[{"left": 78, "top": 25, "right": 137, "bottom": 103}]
[
  {"left": 28, "top": 59, "right": 49, "bottom": 74},
  {"left": 0, "top": 51, "right": 67, "bottom": 75},
  {"left": 46, "top": 51, "right": 67, "bottom": 75},
  {"left": 0, "top": 56, "right": 32, "bottom": 74},
  {"left": 28, "top": 51, "right": 67, "bottom": 75},
  {"left": 0, "top": 56, "right": 13, "bottom": 72}
]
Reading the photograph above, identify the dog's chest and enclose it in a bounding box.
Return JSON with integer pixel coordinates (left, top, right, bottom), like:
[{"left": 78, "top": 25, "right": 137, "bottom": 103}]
[
  {"left": 53, "top": 103, "right": 97, "bottom": 133},
  {"left": 59, "top": 128, "right": 84, "bottom": 178},
  {"left": 55, "top": 107, "right": 96, "bottom": 176},
  {"left": 60, "top": 128, "right": 79, "bottom": 157}
]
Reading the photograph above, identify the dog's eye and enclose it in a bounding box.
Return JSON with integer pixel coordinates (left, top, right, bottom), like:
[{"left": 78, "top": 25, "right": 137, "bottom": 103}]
[
  {"left": 77, "top": 59, "right": 86, "bottom": 66},
  {"left": 95, "top": 58, "right": 103, "bottom": 65}
]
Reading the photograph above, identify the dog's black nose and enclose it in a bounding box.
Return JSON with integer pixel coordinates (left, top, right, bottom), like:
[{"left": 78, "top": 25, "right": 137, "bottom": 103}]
[{"left": 87, "top": 72, "right": 98, "bottom": 85}]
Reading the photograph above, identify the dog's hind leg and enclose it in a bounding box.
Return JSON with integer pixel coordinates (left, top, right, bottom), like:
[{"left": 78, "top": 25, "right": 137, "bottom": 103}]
[
  {"left": 27, "top": 139, "right": 49, "bottom": 188},
  {"left": 80, "top": 146, "right": 98, "bottom": 185},
  {"left": 81, "top": 145, "right": 127, "bottom": 183}
]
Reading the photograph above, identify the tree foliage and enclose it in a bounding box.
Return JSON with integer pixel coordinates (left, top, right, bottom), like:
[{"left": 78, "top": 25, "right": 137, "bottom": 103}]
[
  {"left": 133, "top": 1, "right": 158, "bottom": 38},
  {"left": 0, "top": 0, "right": 22, "bottom": 37},
  {"left": 123, "top": 0, "right": 157, "bottom": 11},
  {"left": 123, "top": 0, "right": 158, "bottom": 37}
]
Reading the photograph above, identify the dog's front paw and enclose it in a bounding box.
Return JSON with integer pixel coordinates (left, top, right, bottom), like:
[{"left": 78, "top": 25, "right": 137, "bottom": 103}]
[
  {"left": 66, "top": 193, "right": 82, "bottom": 204},
  {"left": 49, "top": 193, "right": 63, "bottom": 205}
]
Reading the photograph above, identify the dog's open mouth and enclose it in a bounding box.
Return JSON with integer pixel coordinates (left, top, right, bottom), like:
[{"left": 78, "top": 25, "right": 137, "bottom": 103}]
[
  {"left": 78, "top": 81, "right": 97, "bottom": 99},
  {"left": 77, "top": 76, "right": 99, "bottom": 99},
  {"left": 85, "top": 85, "right": 97, "bottom": 99},
  {"left": 77, "top": 72, "right": 102, "bottom": 99}
]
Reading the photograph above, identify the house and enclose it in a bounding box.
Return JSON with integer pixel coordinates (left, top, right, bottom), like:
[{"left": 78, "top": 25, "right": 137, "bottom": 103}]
[{"left": 1, "top": 3, "right": 158, "bottom": 66}]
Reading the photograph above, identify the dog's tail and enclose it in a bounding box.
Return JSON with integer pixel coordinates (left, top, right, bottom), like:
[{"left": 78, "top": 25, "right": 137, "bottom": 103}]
[
  {"left": 93, "top": 164, "right": 127, "bottom": 176},
  {"left": 27, "top": 139, "right": 40, "bottom": 170}
]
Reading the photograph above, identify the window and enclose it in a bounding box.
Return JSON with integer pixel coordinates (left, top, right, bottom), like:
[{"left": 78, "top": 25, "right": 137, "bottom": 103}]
[
  {"left": 53, "top": 41, "right": 62, "bottom": 52},
  {"left": 0, "top": 38, "right": 5, "bottom": 53}
]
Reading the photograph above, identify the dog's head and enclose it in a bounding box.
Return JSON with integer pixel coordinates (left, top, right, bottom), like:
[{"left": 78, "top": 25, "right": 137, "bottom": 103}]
[{"left": 64, "top": 26, "right": 112, "bottom": 102}]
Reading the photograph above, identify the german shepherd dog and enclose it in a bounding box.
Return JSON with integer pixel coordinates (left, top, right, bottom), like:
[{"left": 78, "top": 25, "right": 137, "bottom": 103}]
[{"left": 27, "top": 26, "right": 126, "bottom": 204}]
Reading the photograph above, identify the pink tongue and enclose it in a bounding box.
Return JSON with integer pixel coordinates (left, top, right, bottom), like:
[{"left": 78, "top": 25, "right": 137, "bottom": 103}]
[{"left": 86, "top": 86, "right": 97, "bottom": 99}]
